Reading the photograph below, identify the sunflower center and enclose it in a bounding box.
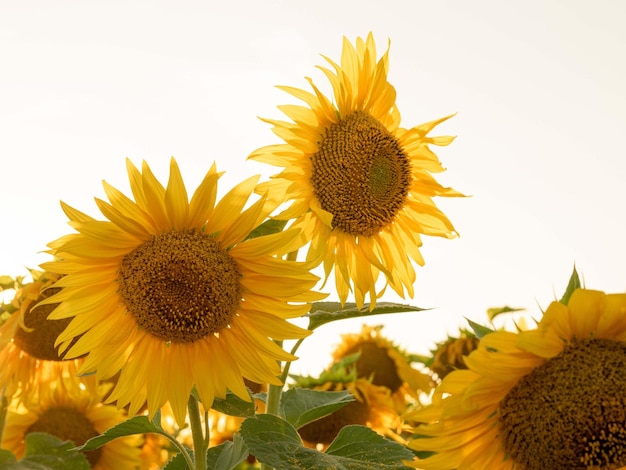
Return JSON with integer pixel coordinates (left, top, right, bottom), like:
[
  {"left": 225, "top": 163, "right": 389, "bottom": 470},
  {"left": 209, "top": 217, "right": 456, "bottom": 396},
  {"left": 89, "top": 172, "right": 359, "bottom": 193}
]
[
  {"left": 499, "top": 338, "right": 626, "bottom": 470},
  {"left": 311, "top": 111, "right": 411, "bottom": 237},
  {"left": 26, "top": 405, "right": 102, "bottom": 465},
  {"left": 13, "top": 287, "right": 74, "bottom": 361},
  {"left": 118, "top": 229, "right": 241, "bottom": 343},
  {"left": 342, "top": 340, "right": 403, "bottom": 392}
]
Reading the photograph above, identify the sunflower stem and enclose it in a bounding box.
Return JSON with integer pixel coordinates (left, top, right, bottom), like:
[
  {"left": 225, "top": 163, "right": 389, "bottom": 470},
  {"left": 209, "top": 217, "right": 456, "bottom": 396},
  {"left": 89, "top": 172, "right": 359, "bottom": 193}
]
[
  {"left": 203, "top": 409, "right": 210, "bottom": 448},
  {"left": 0, "top": 386, "right": 7, "bottom": 445},
  {"left": 279, "top": 337, "right": 306, "bottom": 384},
  {"left": 188, "top": 395, "right": 207, "bottom": 470},
  {"left": 266, "top": 339, "right": 285, "bottom": 418}
]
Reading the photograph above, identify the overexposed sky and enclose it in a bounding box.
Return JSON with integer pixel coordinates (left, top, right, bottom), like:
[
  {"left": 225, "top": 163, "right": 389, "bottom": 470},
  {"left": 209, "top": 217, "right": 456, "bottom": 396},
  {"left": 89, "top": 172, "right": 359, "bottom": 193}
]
[{"left": 1, "top": 1, "right": 625, "bottom": 375}]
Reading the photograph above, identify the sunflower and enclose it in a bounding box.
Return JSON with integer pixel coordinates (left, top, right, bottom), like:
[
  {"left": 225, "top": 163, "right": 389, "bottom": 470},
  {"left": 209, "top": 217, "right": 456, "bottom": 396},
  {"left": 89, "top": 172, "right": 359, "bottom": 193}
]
[
  {"left": 295, "top": 376, "right": 401, "bottom": 449},
  {"left": 1, "top": 377, "right": 141, "bottom": 469},
  {"left": 249, "top": 33, "right": 461, "bottom": 308},
  {"left": 427, "top": 330, "right": 479, "bottom": 382},
  {"left": 331, "top": 324, "right": 431, "bottom": 411},
  {"left": 0, "top": 270, "right": 89, "bottom": 401},
  {"left": 408, "top": 288, "right": 626, "bottom": 469},
  {"left": 40, "top": 158, "right": 323, "bottom": 425}
]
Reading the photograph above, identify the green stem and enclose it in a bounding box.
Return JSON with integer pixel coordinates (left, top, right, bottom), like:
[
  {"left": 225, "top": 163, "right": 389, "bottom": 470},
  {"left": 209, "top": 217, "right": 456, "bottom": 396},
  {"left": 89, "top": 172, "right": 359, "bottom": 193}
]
[
  {"left": 188, "top": 395, "right": 207, "bottom": 470},
  {"left": 279, "top": 337, "right": 306, "bottom": 384},
  {"left": 262, "top": 248, "right": 304, "bottom": 470},
  {"left": 0, "top": 386, "right": 8, "bottom": 445},
  {"left": 164, "top": 432, "right": 195, "bottom": 470},
  {"left": 261, "top": 338, "right": 309, "bottom": 470},
  {"left": 265, "top": 340, "right": 284, "bottom": 417}
]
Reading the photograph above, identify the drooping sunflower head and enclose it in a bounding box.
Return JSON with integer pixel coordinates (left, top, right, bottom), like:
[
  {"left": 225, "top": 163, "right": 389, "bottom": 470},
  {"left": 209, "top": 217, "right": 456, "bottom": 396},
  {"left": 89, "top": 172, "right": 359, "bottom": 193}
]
[
  {"left": 41, "top": 158, "right": 324, "bottom": 424},
  {"left": 409, "top": 288, "right": 626, "bottom": 470},
  {"left": 1, "top": 377, "right": 142, "bottom": 470},
  {"left": 0, "top": 270, "right": 88, "bottom": 400},
  {"left": 331, "top": 324, "right": 431, "bottom": 407},
  {"left": 250, "top": 33, "right": 462, "bottom": 308},
  {"left": 427, "top": 330, "right": 479, "bottom": 382}
]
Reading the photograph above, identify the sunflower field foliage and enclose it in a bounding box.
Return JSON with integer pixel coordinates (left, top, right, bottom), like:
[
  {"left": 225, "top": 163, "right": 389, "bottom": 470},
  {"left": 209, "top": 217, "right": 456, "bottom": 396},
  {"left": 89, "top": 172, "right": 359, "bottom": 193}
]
[{"left": 1, "top": 33, "right": 624, "bottom": 470}]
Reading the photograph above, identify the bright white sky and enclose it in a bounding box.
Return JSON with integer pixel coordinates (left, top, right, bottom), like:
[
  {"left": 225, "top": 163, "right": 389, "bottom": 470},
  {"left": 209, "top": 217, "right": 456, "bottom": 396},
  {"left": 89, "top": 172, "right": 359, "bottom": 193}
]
[{"left": 1, "top": 1, "right": 625, "bottom": 376}]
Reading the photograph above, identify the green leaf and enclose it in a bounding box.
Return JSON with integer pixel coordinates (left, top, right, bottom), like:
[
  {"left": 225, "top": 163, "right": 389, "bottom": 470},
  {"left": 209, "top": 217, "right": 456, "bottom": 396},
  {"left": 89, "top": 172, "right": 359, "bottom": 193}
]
[
  {"left": 307, "top": 302, "right": 427, "bottom": 330},
  {"left": 0, "top": 449, "right": 18, "bottom": 464},
  {"left": 19, "top": 433, "right": 90, "bottom": 470},
  {"left": 560, "top": 265, "right": 581, "bottom": 306},
  {"left": 206, "top": 434, "right": 249, "bottom": 470},
  {"left": 325, "top": 425, "right": 414, "bottom": 467},
  {"left": 465, "top": 318, "right": 494, "bottom": 339},
  {"left": 245, "top": 219, "right": 288, "bottom": 240},
  {"left": 77, "top": 415, "right": 163, "bottom": 452},
  {"left": 239, "top": 415, "right": 302, "bottom": 467},
  {"left": 212, "top": 391, "right": 256, "bottom": 418},
  {"left": 163, "top": 450, "right": 192, "bottom": 470},
  {"left": 486, "top": 306, "right": 524, "bottom": 321},
  {"left": 240, "top": 414, "right": 414, "bottom": 469},
  {"left": 279, "top": 388, "right": 354, "bottom": 429}
]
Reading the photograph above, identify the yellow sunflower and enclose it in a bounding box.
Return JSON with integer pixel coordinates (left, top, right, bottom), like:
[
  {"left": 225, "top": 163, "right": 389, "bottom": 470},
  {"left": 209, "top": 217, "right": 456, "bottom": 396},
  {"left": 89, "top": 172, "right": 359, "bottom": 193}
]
[
  {"left": 40, "top": 158, "right": 323, "bottom": 425},
  {"left": 249, "top": 33, "right": 461, "bottom": 308},
  {"left": 409, "top": 288, "right": 626, "bottom": 469},
  {"left": 1, "top": 377, "right": 141, "bottom": 469},
  {"left": 331, "top": 324, "right": 431, "bottom": 411},
  {"left": 0, "top": 270, "right": 90, "bottom": 401}
]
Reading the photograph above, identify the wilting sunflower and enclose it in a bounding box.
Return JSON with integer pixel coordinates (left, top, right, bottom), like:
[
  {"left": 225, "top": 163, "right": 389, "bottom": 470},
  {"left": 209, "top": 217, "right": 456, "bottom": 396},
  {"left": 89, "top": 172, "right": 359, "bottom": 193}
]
[
  {"left": 409, "top": 288, "right": 626, "bottom": 469},
  {"left": 249, "top": 33, "right": 461, "bottom": 308},
  {"left": 40, "top": 158, "right": 323, "bottom": 425},
  {"left": 331, "top": 324, "right": 431, "bottom": 411},
  {"left": 0, "top": 270, "right": 89, "bottom": 401},
  {"left": 1, "top": 377, "right": 141, "bottom": 469}
]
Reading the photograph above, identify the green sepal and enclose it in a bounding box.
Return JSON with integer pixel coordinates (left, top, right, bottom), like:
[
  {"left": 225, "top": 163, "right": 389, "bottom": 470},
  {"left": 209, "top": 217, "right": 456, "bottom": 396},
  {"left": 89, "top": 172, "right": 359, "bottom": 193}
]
[
  {"left": 560, "top": 265, "right": 582, "bottom": 306},
  {"left": 465, "top": 317, "right": 494, "bottom": 339},
  {"left": 245, "top": 219, "right": 288, "bottom": 240},
  {"left": 0, "top": 275, "right": 16, "bottom": 290},
  {"left": 307, "top": 302, "right": 427, "bottom": 331},
  {"left": 240, "top": 414, "right": 414, "bottom": 469},
  {"left": 486, "top": 306, "right": 524, "bottom": 321},
  {"left": 290, "top": 353, "right": 359, "bottom": 388}
]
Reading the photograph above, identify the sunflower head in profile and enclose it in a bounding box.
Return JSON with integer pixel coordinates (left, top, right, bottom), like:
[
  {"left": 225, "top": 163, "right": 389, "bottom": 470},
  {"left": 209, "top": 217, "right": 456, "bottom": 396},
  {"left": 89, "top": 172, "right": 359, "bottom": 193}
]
[
  {"left": 331, "top": 324, "right": 431, "bottom": 410},
  {"left": 426, "top": 329, "right": 479, "bottom": 382},
  {"left": 408, "top": 288, "right": 626, "bottom": 470},
  {"left": 249, "top": 33, "right": 462, "bottom": 308},
  {"left": 0, "top": 270, "right": 89, "bottom": 401},
  {"left": 40, "top": 158, "right": 324, "bottom": 425},
  {"left": 1, "top": 376, "right": 142, "bottom": 470}
]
